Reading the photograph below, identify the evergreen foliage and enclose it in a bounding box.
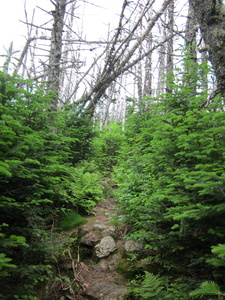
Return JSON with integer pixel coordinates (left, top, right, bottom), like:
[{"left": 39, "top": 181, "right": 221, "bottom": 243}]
[
  {"left": 92, "top": 122, "right": 126, "bottom": 173},
  {"left": 2, "top": 48, "right": 225, "bottom": 299},
  {"left": 0, "top": 72, "right": 102, "bottom": 299},
  {"left": 190, "top": 281, "right": 225, "bottom": 299},
  {"left": 115, "top": 54, "right": 225, "bottom": 297}
]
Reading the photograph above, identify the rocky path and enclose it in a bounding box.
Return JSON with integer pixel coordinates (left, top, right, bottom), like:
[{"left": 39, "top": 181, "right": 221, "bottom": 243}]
[
  {"left": 57, "top": 179, "right": 143, "bottom": 299},
  {"left": 73, "top": 181, "right": 129, "bottom": 300}
]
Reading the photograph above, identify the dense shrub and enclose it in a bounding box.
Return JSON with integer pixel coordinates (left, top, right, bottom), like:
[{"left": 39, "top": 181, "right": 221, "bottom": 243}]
[
  {"left": 0, "top": 72, "right": 102, "bottom": 299},
  {"left": 91, "top": 122, "right": 126, "bottom": 172},
  {"left": 115, "top": 57, "right": 225, "bottom": 298}
]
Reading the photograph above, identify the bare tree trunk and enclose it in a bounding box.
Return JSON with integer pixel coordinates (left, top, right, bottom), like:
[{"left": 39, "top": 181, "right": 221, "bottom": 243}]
[
  {"left": 3, "top": 43, "right": 15, "bottom": 74},
  {"left": 59, "top": 1, "right": 77, "bottom": 105},
  {"left": 166, "top": 0, "right": 174, "bottom": 93},
  {"left": 184, "top": 2, "right": 198, "bottom": 94},
  {"left": 156, "top": 20, "right": 166, "bottom": 96},
  {"left": 137, "top": 17, "right": 143, "bottom": 104},
  {"left": 137, "top": 49, "right": 143, "bottom": 104},
  {"left": 185, "top": 3, "right": 197, "bottom": 60},
  {"left": 48, "top": 0, "right": 67, "bottom": 110},
  {"left": 99, "top": 99, "right": 110, "bottom": 130},
  {"left": 189, "top": 0, "right": 225, "bottom": 96},
  {"left": 144, "top": 32, "right": 153, "bottom": 97}
]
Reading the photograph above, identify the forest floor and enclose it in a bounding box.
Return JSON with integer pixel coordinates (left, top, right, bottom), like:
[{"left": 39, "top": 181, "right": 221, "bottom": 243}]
[{"left": 70, "top": 178, "right": 129, "bottom": 300}]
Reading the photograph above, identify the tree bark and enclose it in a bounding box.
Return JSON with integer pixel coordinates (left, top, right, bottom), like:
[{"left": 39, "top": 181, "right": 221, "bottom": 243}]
[
  {"left": 144, "top": 32, "right": 153, "bottom": 97},
  {"left": 157, "top": 16, "right": 166, "bottom": 96},
  {"left": 48, "top": 0, "right": 67, "bottom": 110},
  {"left": 164, "top": 0, "right": 174, "bottom": 94},
  {"left": 166, "top": 0, "right": 174, "bottom": 76},
  {"left": 184, "top": 3, "right": 198, "bottom": 94},
  {"left": 189, "top": 0, "right": 225, "bottom": 95}
]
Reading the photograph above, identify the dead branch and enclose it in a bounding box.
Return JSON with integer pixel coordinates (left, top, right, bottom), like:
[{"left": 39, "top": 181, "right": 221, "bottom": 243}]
[
  {"left": 19, "top": 20, "right": 52, "bottom": 31},
  {"left": 83, "top": 0, "right": 173, "bottom": 113},
  {"left": 14, "top": 38, "right": 35, "bottom": 74}
]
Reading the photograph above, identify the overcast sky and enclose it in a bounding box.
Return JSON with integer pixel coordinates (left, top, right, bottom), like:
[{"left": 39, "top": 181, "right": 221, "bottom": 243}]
[
  {"left": 0, "top": 0, "right": 123, "bottom": 56},
  {"left": 0, "top": 0, "right": 51, "bottom": 49}
]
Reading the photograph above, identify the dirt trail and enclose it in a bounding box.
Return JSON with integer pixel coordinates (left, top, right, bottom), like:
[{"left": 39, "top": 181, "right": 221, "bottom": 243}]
[{"left": 73, "top": 180, "right": 128, "bottom": 300}]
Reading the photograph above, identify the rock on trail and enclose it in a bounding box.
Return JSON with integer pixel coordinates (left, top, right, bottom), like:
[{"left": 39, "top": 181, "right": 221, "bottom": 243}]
[{"left": 74, "top": 187, "right": 128, "bottom": 300}]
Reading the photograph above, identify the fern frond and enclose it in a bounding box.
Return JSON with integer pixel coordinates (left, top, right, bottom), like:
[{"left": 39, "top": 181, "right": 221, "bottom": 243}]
[
  {"left": 137, "top": 271, "right": 164, "bottom": 299},
  {"left": 190, "top": 281, "right": 221, "bottom": 298}
]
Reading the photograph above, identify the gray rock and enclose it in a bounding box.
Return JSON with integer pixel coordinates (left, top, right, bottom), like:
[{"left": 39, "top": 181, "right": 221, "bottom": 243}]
[
  {"left": 84, "top": 282, "right": 127, "bottom": 300},
  {"left": 95, "top": 259, "right": 109, "bottom": 272},
  {"left": 124, "top": 239, "right": 143, "bottom": 252},
  {"left": 102, "top": 226, "right": 116, "bottom": 237},
  {"left": 95, "top": 236, "right": 116, "bottom": 258},
  {"left": 93, "top": 223, "right": 108, "bottom": 231},
  {"left": 95, "top": 253, "right": 121, "bottom": 272},
  {"left": 80, "top": 230, "right": 101, "bottom": 246},
  {"left": 107, "top": 253, "right": 121, "bottom": 271}
]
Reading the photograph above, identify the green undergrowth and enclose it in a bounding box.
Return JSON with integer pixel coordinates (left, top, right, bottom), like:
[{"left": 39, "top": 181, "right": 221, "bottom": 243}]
[
  {"left": 114, "top": 52, "right": 225, "bottom": 299},
  {"left": 57, "top": 211, "right": 87, "bottom": 231},
  {"left": 2, "top": 47, "right": 225, "bottom": 299},
  {"left": 0, "top": 72, "right": 103, "bottom": 299}
]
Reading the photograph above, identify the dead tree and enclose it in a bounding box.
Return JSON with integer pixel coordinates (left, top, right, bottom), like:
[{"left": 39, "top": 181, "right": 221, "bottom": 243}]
[
  {"left": 48, "top": 0, "right": 67, "bottom": 110},
  {"left": 166, "top": 0, "right": 174, "bottom": 93},
  {"left": 189, "top": 0, "right": 225, "bottom": 96},
  {"left": 144, "top": 32, "right": 153, "bottom": 97},
  {"left": 14, "top": 0, "right": 173, "bottom": 115},
  {"left": 59, "top": 1, "right": 77, "bottom": 104},
  {"left": 156, "top": 19, "right": 166, "bottom": 96},
  {"left": 81, "top": 0, "right": 173, "bottom": 115}
]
